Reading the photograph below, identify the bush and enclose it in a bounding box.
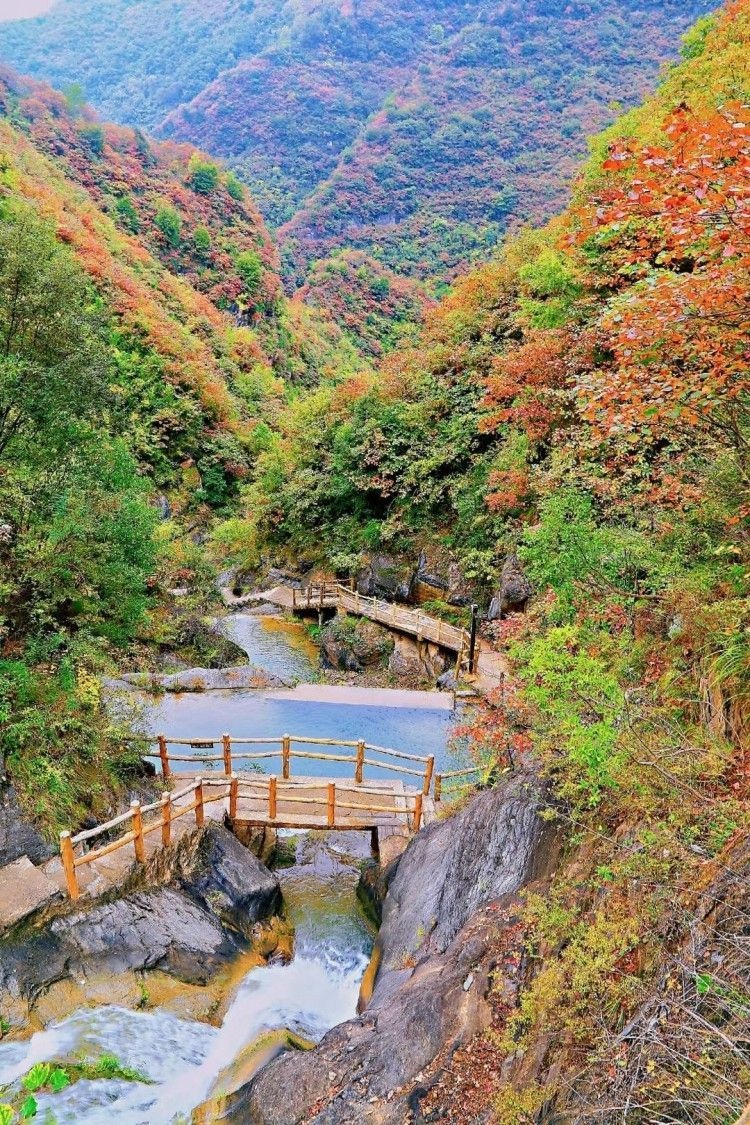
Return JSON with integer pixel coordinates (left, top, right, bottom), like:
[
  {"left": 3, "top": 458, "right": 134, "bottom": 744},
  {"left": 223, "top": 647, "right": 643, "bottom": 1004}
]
[
  {"left": 155, "top": 204, "right": 181, "bottom": 247},
  {"left": 235, "top": 248, "right": 263, "bottom": 296},
  {"left": 188, "top": 154, "right": 219, "bottom": 194}
]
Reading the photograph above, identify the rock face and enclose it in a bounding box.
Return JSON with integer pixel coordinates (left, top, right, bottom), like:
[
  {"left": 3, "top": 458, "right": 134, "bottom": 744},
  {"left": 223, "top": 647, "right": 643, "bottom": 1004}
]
[
  {"left": 0, "top": 824, "right": 281, "bottom": 1008},
  {"left": 0, "top": 783, "right": 54, "bottom": 867},
  {"left": 232, "top": 774, "right": 554, "bottom": 1123},
  {"left": 355, "top": 554, "right": 411, "bottom": 601},
  {"left": 488, "top": 553, "right": 533, "bottom": 619},
  {"left": 320, "top": 616, "right": 393, "bottom": 672},
  {"left": 387, "top": 634, "right": 450, "bottom": 681}
]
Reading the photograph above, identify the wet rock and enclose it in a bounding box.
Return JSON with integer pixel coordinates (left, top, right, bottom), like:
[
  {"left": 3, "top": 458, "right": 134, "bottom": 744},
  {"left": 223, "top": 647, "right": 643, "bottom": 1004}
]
[
  {"left": 179, "top": 824, "right": 281, "bottom": 937},
  {"left": 155, "top": 494, "right": 171, "bottom": 520},
  {"left": 232, "top": 776, "right": 554, "bottom": 1123},
  {"left": 320, "top": 616, "right": 393, "bottom": 672},
  {"left": 0, "top": 825, "right": 281, "bottom": 1004},
  {"left": 488, "top": 553, "right": 533, "bottom": 619},
  {"left": 0, "top": 784, "right": 54, "bottom": 867}
]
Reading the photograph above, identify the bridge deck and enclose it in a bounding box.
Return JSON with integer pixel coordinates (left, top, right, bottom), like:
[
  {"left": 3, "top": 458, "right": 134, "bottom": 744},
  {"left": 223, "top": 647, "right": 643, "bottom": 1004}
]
[
  {"left": 255, "top": 583, "right": 469, "bottom": 657},
  {"left": 177, "top": 772, "right": 436, "bottom": 835}
]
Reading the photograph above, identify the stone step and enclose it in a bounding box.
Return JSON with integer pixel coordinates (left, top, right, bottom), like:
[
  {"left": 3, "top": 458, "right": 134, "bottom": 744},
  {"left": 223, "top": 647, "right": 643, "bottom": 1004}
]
[{"left": 0, "top": 856, "right": 61, "bottom": 931}]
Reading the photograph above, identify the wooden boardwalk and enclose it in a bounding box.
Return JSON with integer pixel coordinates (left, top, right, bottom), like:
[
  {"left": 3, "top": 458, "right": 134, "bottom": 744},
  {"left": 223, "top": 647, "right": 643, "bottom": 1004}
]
[
  {"left": 258, "top": 582, "right": 471, "bottom": 660},
  {"left": 57, "top": 732, "right": 443, "bottom": 901}
]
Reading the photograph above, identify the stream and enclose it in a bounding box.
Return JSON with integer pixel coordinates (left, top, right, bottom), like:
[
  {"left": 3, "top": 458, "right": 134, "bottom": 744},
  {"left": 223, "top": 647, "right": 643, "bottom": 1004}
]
[{"left": 0, "top": 612, "right": 453, "bottom": 1122}]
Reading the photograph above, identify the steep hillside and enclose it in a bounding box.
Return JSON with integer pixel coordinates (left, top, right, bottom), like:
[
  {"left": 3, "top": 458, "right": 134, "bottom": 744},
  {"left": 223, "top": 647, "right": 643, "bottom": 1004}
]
[
  {"left": 0, "top": 0, "right": 714, "bottom": 290},
  {"left": 0, "top": 68, "right": 357, "bottom": 832}
]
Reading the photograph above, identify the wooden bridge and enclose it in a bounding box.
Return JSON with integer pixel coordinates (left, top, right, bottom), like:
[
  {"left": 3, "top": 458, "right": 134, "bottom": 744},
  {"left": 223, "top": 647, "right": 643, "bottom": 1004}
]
[
  {"left": 259, "top": 582, "right": 475, "bottom": 671},
  {"left": 58, "top": 733, "right": 480, "bottom": 901}
]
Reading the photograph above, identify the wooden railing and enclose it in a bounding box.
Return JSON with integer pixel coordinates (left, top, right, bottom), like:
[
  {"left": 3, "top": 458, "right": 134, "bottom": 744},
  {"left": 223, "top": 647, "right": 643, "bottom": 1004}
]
[
  {"left": 433, "top": 765, "right": 483, "bottom": 802},
  {"left": 59, "top": 733, "right": 436, "bottom": 901},
  {"left": 60, "top": 771, "right": 426, "bottom": 901},
  {"left": 153, "top": 732, "right": 436, "bottom": 795},
  {"left": 291, "top": 582, "right": 472, "bottom": 665},
  {"left": 59, "top": 776, "right": 223, "bottom": 902}
]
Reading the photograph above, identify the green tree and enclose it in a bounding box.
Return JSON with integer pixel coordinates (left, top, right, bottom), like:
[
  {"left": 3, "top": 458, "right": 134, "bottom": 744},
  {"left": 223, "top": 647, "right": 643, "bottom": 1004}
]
[
  {"left": 188, "top": 154, "right": 219, "bottom": 194},
  {"left": 155, "top": 204, "right": 182, "bottom": 247},
  {"left": 225, "top": 171, "right": 244, "bottom": 201},
  {"left": 0, "top": 203, "right": 108, "bottom": 462},
  {"left": 115, "top": 195, "right": 140, "bottom": 232},
  {"left": 193, "top": 225, "right": 211, "bottom": 254},
  {"left": 235, "top": 249, "right": 263, "bottom": 296}
]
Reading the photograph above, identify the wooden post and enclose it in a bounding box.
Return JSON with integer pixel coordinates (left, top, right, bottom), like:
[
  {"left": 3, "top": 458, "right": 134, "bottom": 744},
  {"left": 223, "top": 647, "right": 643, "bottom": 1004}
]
[
  {"left": 327, "top": 782, "right": 335, "bottom": 828},
  {"left": 194, "top": 777, "right": 205, "bottom": 828},
  {"left": 423, "top": 755, "right": 435, "bottom": 797},
  {"left": 222, "top": 733, "right": 232, "bottom": 775},
  {"left": 229, "top": 773, "right": 238, "bottom": 820},
  {"left": 161, "top": 793, "right": 172, "bottom": 848},
  {"left": 306, "top": 586, "right": 311, "bottom": 608},
  {"left": 269, "top": 776, "right": 277, "bottom": 820},
  {"left": 319, "top": 584, "right": 324, "bottom": 610},
  {"left": 435, "top": 774, "right": 442, "bottom": 802},
  {"left": 355, "top": 739, "right": 365, "bottom": 784},
  {"left": 158, "top": 734, "right": 170, "bottom": 780},
  {"left": 131, "top": 801, "right": 146, "bottom": 864},
  {"left": 282, "top": 734, "right": 291, "bottom": 779},
  {"left": 60, "top": 831, "right": 79, "bottom": 901},
  {"left": 413, "top": 792, "right": 423, "bottom": 833},
  {"left": 292, "top": 588, "right": 297, "bottom": 609},
  {"left": 349, "top": 576, "right": 355, "bottom": 592}
]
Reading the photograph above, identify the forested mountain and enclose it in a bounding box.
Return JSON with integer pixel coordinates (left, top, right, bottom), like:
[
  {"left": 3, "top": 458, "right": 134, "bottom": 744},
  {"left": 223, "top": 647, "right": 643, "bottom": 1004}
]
[
  {"left": 0, "top": 68, "right": 356, "bottom": 827},
  {"left": 216, "top": 5, "right": 750, "bottom": 1115},
  {"left": 0, "top": 0, "right": 715, "bottom": 290}
]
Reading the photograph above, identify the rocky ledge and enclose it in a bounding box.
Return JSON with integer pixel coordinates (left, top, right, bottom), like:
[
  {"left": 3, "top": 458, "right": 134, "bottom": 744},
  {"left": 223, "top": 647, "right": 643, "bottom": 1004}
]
[
  {"left": 0, "top": 823, "right": 281, "bottom": 1021},
  {"left": 228, "top": 773, "right": 557, "bottom": 1123}
]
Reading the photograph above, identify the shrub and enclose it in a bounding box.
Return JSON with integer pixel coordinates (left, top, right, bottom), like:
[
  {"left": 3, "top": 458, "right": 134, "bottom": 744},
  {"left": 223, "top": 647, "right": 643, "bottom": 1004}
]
[
  {"left": 188, "top": 153, "right": 219, "bottom": 194},
  {"left": 154, "top": 204, "right": 181, "bottom": 247}
]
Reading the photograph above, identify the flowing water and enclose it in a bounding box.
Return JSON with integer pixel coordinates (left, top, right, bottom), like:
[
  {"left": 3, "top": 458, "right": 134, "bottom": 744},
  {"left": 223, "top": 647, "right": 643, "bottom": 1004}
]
[
  {"left": 0, "top": 612, "right": 451, "bottom": 1121},
  {"left": 0, "top": 831, "right": 375, "bottom": 1123}
]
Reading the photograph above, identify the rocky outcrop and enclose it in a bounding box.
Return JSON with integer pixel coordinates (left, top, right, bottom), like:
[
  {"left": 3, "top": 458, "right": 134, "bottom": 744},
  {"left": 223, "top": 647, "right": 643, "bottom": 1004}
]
[
  {"left": 232, "top": 774, "right": 555, "bottom": 1123},
  {"left": 488, "top": 553, "right": 533, "bottom": 619},
  {"left": 112, "top": 665, "right": 290, "bottom": 692},
  {"left": 388, "top": 633, "right": 450, "bottom": 681},
  {"left": 0, "top": 824, "right": 281, "bottom": 1009},
  {"left": 320, "top": 616, "right": 393, "bottom": 672},
  {"left": 355, "top": 555, "right": 411, "bottom": 601},
  {"left": 0, "top": 783, "right": 54, "bottom": 867}
]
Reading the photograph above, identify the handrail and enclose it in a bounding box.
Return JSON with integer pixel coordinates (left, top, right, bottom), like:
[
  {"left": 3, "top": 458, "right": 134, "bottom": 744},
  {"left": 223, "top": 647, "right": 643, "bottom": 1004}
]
[
  {"left": 290, "top": 581, "right": 473, "bottom": 666},
  {"left": 59, "top": 766, "right": 426, "bottom": 902},
  {"left": 152, "top": 732, "right": 436, "bottom": 794}
]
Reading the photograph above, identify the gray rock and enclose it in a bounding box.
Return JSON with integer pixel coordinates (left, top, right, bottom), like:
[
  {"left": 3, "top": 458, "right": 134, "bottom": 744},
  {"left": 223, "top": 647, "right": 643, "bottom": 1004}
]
[
  {"left": 118, "top": 666, "right": 289, "bottom": 692},
  {"left": 488, "top": 553, "right": 533, "bottom": 619},
  {"left": 387, "top": 634, "right": 449, "bottom": 681},
  {"left": 155, "top": 494, "right": 171, "bottom": 520},
  {"left": 0, "top": 824, "right": 281, "bottom": 1000},
  {"left": 355, "top": 555, "right": 411, "bottom": 601},
  {"left": 179, "top": 822, "right": 281, "bottom": 937},
  {"left": 231, "top": 776, "right": 554, "bottom": 1123},
  {"left": 0, "top": 785, "right": 54, "bottom": 867},
  {"left": 375, "top": 774, "right": 545, "bottom": 983}
]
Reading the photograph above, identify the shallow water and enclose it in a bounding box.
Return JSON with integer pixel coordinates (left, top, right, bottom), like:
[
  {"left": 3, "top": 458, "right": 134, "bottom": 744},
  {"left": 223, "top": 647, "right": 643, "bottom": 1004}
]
[
  {"left": 143, "top": 691, "right": 452, "bottom": 779},
  {"left": 219, "top": 614, "right": 319, "bottom": 682},
  {"left": 0, "top": 832, "right": 375, "bottom": 1124}
]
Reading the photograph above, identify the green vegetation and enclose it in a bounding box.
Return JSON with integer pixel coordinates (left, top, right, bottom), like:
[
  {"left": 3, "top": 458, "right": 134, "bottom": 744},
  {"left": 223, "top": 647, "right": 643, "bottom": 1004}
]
[{"left": 0, "top": 1054, "right": 150, "bottom": 1123}]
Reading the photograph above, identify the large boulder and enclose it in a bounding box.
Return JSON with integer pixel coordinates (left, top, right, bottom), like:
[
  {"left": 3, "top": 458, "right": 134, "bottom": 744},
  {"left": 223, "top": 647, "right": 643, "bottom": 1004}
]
[
  {"left": 0, "top": 824, "right": 281, "bottom": 1007},
  {"left": 387, "top": 634, "right": 450, "bottom": 682},
  {"left": 320, "top": 616, "right": 393, "bottom": 672},
  {"left": 488, "top": 553, "right": 533, "bottom": 620},
  {"left": 230, "top": 774, "right": 555, "bottom": 1123},
  {"left": 0, "top": 783, "right": 54, "bottom": 867},
  {"left": 355, "top": 555, "right": 411, "bottom": 601}
]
